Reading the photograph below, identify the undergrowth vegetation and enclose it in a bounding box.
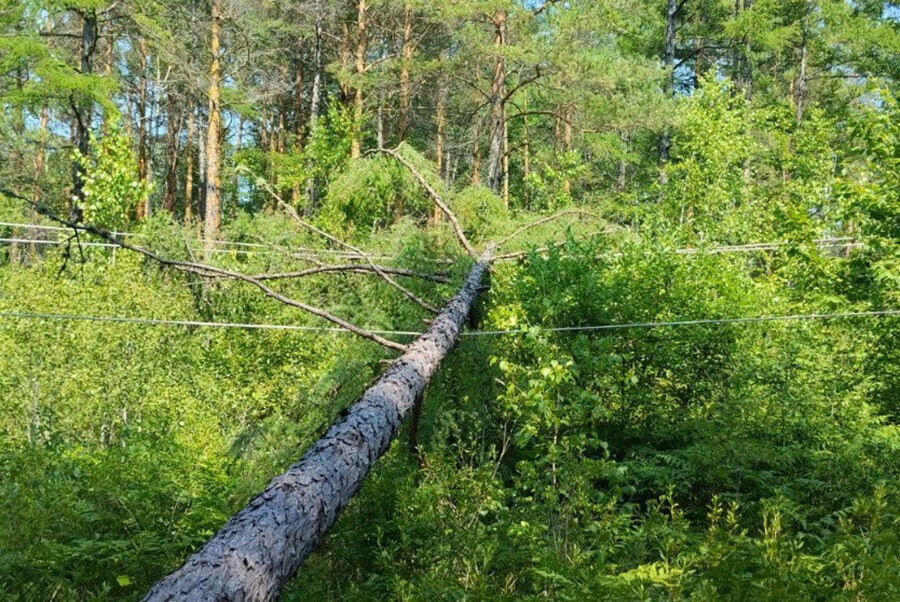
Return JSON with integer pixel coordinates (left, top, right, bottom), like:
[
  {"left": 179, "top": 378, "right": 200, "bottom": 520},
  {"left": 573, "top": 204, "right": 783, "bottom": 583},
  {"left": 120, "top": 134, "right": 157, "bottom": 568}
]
[{"left": 2, "top": 41, "right": 900, "bottom": 602}]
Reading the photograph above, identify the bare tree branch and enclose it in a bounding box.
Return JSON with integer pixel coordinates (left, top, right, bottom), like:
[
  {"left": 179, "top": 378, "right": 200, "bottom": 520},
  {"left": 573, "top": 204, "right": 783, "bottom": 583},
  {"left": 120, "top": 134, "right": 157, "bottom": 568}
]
[
  {"left": 496, "top": 209, "right": 605, "bottom": 249},
  {"left": 492, "top": 229, "right": 611, "bottom": 262},
  {"left": 2, "top": 190, "right": 409, "bottom": 352},
  {"left": 370, "top": 146, "right": 478, "bottom": 258},
  {"left": 245, "top": 171, "right": 440, "bottom": 314},
  {"left": 251, "top": 264, "right": 450, "bottom": 284}
]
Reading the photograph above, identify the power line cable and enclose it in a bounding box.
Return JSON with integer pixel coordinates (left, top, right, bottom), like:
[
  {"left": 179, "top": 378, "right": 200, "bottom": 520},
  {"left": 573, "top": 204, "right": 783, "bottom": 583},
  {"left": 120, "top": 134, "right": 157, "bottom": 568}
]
[
  {"left": 0, "top": 311, "right": 422, "bottom": 336},
  {"left": 1, "top": 309, "right": 898, "bottom": 338},
  {"left": 465, "top": 310, "right": 900, "bottom": 335},
  {"left": 0, "top": 222, "right": 399, "bottom": 258}
]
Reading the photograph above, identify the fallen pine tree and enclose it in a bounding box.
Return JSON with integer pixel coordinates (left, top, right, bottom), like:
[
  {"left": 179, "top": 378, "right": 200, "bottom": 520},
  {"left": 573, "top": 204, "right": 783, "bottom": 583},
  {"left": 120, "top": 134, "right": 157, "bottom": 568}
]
[{"left": 142, "top": 246, "right": 493, "bottom": 601}]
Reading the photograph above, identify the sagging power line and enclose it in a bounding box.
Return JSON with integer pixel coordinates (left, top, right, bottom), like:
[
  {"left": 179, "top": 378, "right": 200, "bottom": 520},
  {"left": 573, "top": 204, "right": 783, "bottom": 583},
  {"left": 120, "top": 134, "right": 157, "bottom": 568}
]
[{"left": 2, "top": 308, "right": 898, "bottom": 338}]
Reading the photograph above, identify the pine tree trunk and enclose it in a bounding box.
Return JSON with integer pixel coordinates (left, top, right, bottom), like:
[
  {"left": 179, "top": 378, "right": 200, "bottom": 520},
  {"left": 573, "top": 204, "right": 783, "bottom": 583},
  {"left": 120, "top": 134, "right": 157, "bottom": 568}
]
[
  {"left": 163, "top": 95, "right": 183, "bottom": 213},
  {"left": 398, "top": 2, "right": 413, "bottom": 142},
  {"left": 471, "top": 124, "right": 481, "bottom": 186},
  {"left": 486, "top": 11, "right": 507, "bottom": 193},
  {"left": 292, "top": 49, "right": 304, "bottom": 205},
  {"left": 144, "top": 248, "right": 493, "bottom": 602},
  {"left": 233, "top": 116, "right": 243, "bottom": 218},
  {"left": 185, "top": 107, "right": 195, "bottom": 226},
  {"left": 72, "top": 9, "right": 97, "bottom": 219},
  {"left": 658, "top": 0, "right": 676, "bottom": 184},
  {"left": 434, "top": 83, "right": 445, "bottom": 224},
  {"left": 522, "top": 95, "right": 531, "bottom": 208},
  {"left": 351, "top": 0, "right": 368, "bottom": 159},
  {"left": 137, "top": 37, "right": 149, "bottom": 219},
  {"left": 744, "top": 0, "right": 753, "bottom": 100},
  {"left": 204, "top": 0, "right": 222, "bottom": 255},
  {"left": 562, "top": 105, "right": 572, "bottom": 196},
  {"left": 796, "top": 0, "right": 811, "bottom": 125},
  {"left": 305, "top": 0, "right": 323, "bottom": 207}
]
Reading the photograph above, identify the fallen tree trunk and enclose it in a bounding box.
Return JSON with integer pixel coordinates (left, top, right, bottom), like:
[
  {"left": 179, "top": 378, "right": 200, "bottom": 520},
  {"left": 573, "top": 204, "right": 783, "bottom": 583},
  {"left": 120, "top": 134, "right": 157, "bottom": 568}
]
[{"left": 144, "top": 247, "right": 493, "bottom": 601}]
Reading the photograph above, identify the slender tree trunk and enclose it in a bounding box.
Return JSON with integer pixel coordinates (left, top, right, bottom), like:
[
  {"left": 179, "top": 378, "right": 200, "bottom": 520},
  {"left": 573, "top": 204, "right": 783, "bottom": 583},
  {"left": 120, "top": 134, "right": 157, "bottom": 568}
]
[
  {"left": 269, "top": 106, "right": 278, "bottom": 188},
  {"left": 32, "top": 15, "right": 53, "bottom": 254},
  {"left": 233, "top": 116, "right": 243, "bottom": 218},
  {"left": 377, "top": 94, "right": 385, "bottom": 149},
  {"left": 100, "top": 24, "right": 113, "bottom": 136},
  {"left": 31, "top": 103, "right": 49, "bottom": 259},
  {"left": 486, "top": 11, "right": 507, "bottom": 193},
  {"left": 398, "top": 2, "right": 413, "bottom": 142},
  {"left": 693, "top": 37, "right": 703, "bottom": 91},
  {"left": 72, "top": 10, "right": 97, "bottom": 219},
  {"left": 260, "top": 104, "right": 269, "bottom": 157},
  {"left": 136, "top": 37, "right": 149, "bottom": 219},
  {"left": 339, "top": 21, "right": 351, "bottom": 104},
  {"left": 277, "top": 107, "right": 286, "bottom": 155},
  {"left": 305, "top": 0, "right": 323, "bottom": 207},
  {"left": 185, "top": 107, "right": 195, "bottom": 226},
  {"left": 204, "top": 0, "right": 222, "bottom": 254},
  {"left": 144, "top": 248, "right": 493, "bottom": 602},
  {"left": 744, "top": 0, "right": 753, "bottom": 100},
  {"left": 9, "top": 68, "right": 26, "bottom": 262},
  {"left": 502, "top": 114, "right": 509, "bottom": 208},
  {"left": 292, "top": 48, "right": 304, "bottom": 204},
  {"left": 434, "top": 83, "right": 445, "bottom": 223},
  {"left": 562, "top": 104, "right": 572, "bottom": 197},
  {"left": 523, "top": 102, "right": 531, "bottom": 208},
  {"left": 471, "top": 124, "right": 481, "bottom": 186},
  {"left": 351, "top": 0, "right": 368, "bottom": 159},
  {"left": 163, "top": 94, "right": 183, "bottom": 213},
  {"left": 658, "top": 0, "right": 676, "bottom": 185},
  {"left": 796, "top": 0, "right": 811, "bottom": 125},
  {"left": 309, "top": 4, "right": 323, "bottom": 132},
  {"left": 198, "top": 107, "right": 207, "bottom": 225}
]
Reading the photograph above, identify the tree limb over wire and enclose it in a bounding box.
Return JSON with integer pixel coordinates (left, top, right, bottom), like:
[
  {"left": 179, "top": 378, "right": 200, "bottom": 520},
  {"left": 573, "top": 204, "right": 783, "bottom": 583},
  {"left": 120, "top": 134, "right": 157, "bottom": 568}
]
[
  {"left": 1, "top": 189, "right": 410, "bottom": 352},
  {"left": 251, "top": 264, "right": 450, "bottom": 284}
]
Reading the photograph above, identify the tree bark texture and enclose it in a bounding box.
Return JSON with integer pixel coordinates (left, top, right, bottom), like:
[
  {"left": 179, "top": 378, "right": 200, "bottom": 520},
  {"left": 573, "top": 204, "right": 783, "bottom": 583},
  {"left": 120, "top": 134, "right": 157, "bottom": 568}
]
[
  {"left": 351, "top": 0, "right": 368, "bottom": 159},
  {"left": 486, "top": 11, "right": 507, "bottom": 193},
  {"left": 72, "top": 10, "right": 97, "bottom": 218},
  {"left": 398, "top": 2, "right": 413, "bottom": 142},
  {"left": 204, "top": 0, "right": 222, "bottom": 254},
  {"left": 658, "top": 0, "right": 676, "bottom": 181},
  {"left": 144, "top": 248, "right": 493, "bottom": 601}
]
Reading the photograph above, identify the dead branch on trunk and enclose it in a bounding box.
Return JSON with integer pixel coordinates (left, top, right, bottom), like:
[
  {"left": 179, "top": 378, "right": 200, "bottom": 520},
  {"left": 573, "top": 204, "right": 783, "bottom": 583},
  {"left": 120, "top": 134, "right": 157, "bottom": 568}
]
[
  {"left": 371, "top": 145, "right": 477, "bottom": 258},
  {"left": 2, "top": 191, "right": 409, "bottom": 351},
  {"left": 492, "top": 229, "right": 612, "bottom": 262},
  {"left": 495, "top": 209, "right": 604, "bottom": 249},
  {"left": 143, "top": 246, "right": 494, "bottom": 601},
  {"left": 251, "top": 264, "right": 450, "bottom": 284},
  {"left": 246, "top": 170, "right": 440, "bottom": 314}
]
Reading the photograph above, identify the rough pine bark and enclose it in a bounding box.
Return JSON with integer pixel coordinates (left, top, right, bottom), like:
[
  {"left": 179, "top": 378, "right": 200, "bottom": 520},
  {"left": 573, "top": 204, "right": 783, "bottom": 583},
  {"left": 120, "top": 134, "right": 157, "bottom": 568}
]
[
  {"left": 485, "top": 11, "right": 507, "bottom": 193},
  {"left": 185, "top": 108, "right": 195, "bottom": 226},
  {"left": 398, "top": 2, "right": 413, "bottom": 142},
  {"left": 658, "top": 0, "right": 677, "bottom": 184},
  {"left": 351, "top": 0, "right": 368, "bottom": 159},
  {"left": 72, "top": 9, "right": 97, "bottom": 218},
  {"left": 204, "top": 0, "right": 222, "bottom": 254},
  {"left": 144, "top": 248, "right": 493, "bottom": 601}
]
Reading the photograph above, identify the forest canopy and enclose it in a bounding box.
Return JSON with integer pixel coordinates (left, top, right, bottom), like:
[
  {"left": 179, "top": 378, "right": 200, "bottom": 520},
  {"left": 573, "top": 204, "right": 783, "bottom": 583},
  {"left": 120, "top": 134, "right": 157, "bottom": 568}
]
[{"left": 2, "top": 0, "right": 900, "bottom": 599}]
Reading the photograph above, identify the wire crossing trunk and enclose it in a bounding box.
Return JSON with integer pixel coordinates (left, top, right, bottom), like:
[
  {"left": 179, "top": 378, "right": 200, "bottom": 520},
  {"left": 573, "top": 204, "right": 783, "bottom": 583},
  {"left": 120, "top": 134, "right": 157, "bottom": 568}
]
[{"left": 144, "top": 248, "right": 493, "bottom": 601}]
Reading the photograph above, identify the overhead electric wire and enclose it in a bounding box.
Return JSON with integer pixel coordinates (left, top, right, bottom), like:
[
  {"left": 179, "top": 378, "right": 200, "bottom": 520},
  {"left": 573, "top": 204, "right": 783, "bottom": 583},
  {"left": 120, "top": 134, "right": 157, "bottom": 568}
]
[
  {"left": 0, "top": 311, "right": 422, "bottom": 336},
  {"left": 2, "top": 309, "right": 898, "bottom": 338},
  {"left": 0, "top": 221, "right": 400, "bottom": 259}
]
